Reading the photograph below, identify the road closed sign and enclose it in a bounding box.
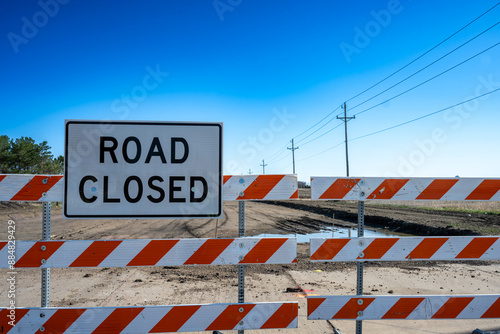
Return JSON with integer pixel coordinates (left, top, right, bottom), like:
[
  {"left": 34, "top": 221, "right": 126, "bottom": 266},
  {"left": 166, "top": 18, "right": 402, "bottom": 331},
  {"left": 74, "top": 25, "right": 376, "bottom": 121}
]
[{"left": 64, "top": 120, "right": 222, "bottom": 218}]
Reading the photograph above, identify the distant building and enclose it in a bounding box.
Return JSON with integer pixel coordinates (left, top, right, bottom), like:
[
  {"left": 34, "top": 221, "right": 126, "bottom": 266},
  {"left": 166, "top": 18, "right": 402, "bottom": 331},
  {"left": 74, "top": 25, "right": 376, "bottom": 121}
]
[{"left": 298, "top": 181, "right": 308, "bottom": 188}]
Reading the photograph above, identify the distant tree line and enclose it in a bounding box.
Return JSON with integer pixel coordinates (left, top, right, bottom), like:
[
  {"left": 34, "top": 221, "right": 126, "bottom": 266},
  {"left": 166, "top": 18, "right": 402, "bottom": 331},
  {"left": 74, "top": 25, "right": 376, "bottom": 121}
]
[{"left": 0, "top": 135, "right": 63, "bottom": 174}]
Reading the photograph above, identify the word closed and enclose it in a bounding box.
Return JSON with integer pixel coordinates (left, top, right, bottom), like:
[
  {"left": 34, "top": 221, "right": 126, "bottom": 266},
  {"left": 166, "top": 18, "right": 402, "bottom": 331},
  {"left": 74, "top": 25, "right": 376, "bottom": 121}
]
[{"left": 64, "top": 121, "right": 222, "bottom": 218}]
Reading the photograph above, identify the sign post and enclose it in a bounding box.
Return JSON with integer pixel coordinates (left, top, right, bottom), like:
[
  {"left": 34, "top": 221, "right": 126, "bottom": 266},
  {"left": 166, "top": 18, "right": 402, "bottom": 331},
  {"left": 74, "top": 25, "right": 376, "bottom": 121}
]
[{"left": 64, "top": 120, "right": 223, "bottom": 219}]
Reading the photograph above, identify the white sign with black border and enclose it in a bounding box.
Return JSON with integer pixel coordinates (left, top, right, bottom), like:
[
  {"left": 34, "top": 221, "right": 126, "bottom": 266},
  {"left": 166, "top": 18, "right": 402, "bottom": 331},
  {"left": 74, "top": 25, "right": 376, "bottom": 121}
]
[{"left": 64, "top": 120, "right": 222, "bottom": 218}]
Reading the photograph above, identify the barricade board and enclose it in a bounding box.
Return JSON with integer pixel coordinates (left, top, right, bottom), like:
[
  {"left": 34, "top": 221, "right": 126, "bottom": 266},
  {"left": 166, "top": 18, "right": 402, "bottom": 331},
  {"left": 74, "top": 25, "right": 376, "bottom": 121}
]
[
  {"left": 0, "top": 174, "right": 298, "bottom": 202},
  {"left": 0, "top": 302, "right": 298, "bottom": 333},
  {"left": 1, "top": 237, "right": 297, "bottom": 268},
  {"left": 64, "top": 121, "right": 223, "bottom": 218},
  {"left": 311, "top": 177, "right": 500, "bottom": 201},
  {"left": 307, "top": 295, "right": 500, "bottom": 320},
  {"left": 223, "top": 174, "right": 298, "bottom": 200},
  {"left": 310, "top": 236, "right": 500, "bottom": 262}
]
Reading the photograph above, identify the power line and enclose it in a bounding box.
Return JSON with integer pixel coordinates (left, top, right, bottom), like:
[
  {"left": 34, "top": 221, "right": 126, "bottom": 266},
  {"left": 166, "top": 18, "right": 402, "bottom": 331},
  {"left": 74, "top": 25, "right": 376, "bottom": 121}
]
[
  {"left": 296, "top": 110, "right": 342, "bottom": 145},
  {"left": 258, "top": 2, "right": 500, "bottom": 170},
  {"left": 266, "top": 148, "right": 288, "bottom": 164},
  {"left": 299, "top": 123, "right": 343, "bottom": 147},
  {"left": 293, "top": 105, "right": 342, "bottom": 140},
  {"left": 297, "top": 87, "right": 500, "bottom": 163},
  {"left": 354, "top": 40, "right": 500, "bottom": 117},
  {"left": 350, "top": 20, "right": 500, "bottom": 111},
  {"left": 351, "top": 87, "right": 500, "bottom": 142},
  {"left": 264, "top": 107, "right": 343, "bottom": 165},
  {"left": 345, "top": 1, "right": 500, "bottom": 104},
  {"left": 263, "top": 142, "right": 288, "bottom": 162},
  {"left": 297, "top": 141, "right": 344, "bottom": 162},
  {"left": 266, "top": 150, "right": 290, "bottom": 165}
]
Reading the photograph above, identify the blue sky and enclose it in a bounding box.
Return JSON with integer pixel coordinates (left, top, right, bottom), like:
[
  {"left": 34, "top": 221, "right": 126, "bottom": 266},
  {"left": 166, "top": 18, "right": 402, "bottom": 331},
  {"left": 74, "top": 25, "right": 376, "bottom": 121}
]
[{"left": 1, "top": 0, "right": 499, "bottom": 181}]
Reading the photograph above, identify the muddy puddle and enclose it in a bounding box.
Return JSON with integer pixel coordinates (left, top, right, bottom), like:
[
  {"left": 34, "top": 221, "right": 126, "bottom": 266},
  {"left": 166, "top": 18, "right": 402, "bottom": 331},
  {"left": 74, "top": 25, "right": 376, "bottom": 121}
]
[{"left": 252, "top": 216, "right": 407, "bottom": 242}]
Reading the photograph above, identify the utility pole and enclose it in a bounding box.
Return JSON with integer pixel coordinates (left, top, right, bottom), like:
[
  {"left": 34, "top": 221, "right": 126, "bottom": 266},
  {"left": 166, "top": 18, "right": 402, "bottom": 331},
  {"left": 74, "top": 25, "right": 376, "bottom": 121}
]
[
  {"left": 337, "top": 102, "right": 355, "bottom": 177},
  {"left": 260, "top": 159, "right": 267, "bottom": 174},
  {"left": 287, "top": 138, "right": 299, "bottom": 174},
  {"left": 248, "top": 169, "right": 252, "bottom": 175}
]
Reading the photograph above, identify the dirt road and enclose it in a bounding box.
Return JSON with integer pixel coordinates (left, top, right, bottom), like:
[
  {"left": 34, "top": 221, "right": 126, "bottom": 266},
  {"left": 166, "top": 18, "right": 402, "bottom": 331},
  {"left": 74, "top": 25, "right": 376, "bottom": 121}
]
[{"left": 1, "top": 201, "right": 499, "bottom": 333}]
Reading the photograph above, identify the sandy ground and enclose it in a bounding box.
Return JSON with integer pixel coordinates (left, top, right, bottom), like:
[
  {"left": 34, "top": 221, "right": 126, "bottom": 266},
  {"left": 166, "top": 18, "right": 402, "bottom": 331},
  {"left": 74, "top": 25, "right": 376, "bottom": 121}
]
[{"left": 1, "top": 201, "right": 499, "bottom": 333}]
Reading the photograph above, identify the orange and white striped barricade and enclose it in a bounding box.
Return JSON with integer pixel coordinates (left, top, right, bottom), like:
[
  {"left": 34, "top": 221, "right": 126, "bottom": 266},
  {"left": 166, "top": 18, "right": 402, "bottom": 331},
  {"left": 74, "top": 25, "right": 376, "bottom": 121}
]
[
  {"left": 309, "top": 176, "right": 500, "bottom": 331},
  {"left": 0, "top": 173, "right": 299, "bottom": 332},
  {"left": 0, "top": 174, "right": 63, "bottom": 202},
  {"left": 310, "top": 236, "right": 500, "bottom": 262},
  {"left": 223, "top": 174, "right": 298, "bottom": 200},
  {"left": 311, "top": 177, "right": 500, "bottom": 201},
  {"left": 1, "top": 237, "right": 297, "bottom": 268},
  {"left": 0, "top": 174, "right": 299, "bottom": 202},
  {"left": 0, "top": 302, "right": 298, "bottom": 333},
  {"left": 307, "top": 295, "right": 500, "bottom": 320}
]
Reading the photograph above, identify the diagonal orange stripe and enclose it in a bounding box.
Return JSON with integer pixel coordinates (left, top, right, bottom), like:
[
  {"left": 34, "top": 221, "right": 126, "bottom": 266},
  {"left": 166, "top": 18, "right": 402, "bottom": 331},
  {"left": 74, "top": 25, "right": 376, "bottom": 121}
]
[
  {"left": 366, "top": 179, "right": 409, "bottom": 200},
  {"left": 290, "top": 189, "right": 299, "bottom": 199},
  {"left": 381, "top": 298, "right": 424, "bottom": 319},
  {"left": 261, "top": 303, "right": 298, "bottom": 329},
  {"left": 466, "top": 180, "right": 500, "bottom": 200},
  {"left": 184, "top": 239, "right": 233, "bottom": 265},
  {"left": 416, "top": 179, "right": 459, "bottom": 200},
  {"left": 406, "top": 238, "right": 448, "bottom": 259},
  {"left": 0, "top": 309, "right": 29, "bottom": 333},
  {"left": 456, "top": 237, "right": 498, "bottom": 259},
  {"left": 35, "top": 309, "right": 85, "bottom": 334},
  {"left": 92, "top": 308, "right": 144, "bottom": 334},
  {"left": 481, "top": 297, "right": 500, "bottom": 318},
  {"left": 237, "top": 175, "right": 285, "bottom": 200},
  {"left": 0, "top": 241, "right": 7, "bottom": 251},
  {"left": 205, "top": 304, "right": 255, "bottom": 331},
  {"left": 307, "top": 298, "right": 326, "bottom": 317},
  {"left": 127, "top": 240, "right": 179, "bottom": 266},
  {"left": 70, "top": 241, "right": 122, "bottom": 267},
  {"left": 319, "top": 178, "right": 360, "bottom": 199},
  {"left": 333, "top": 298, "right": 375, "bottom": 319},
  {"left": 359, "top": 238, "right": 399, "bottom": 260},
  {"left": 15, "top": 241, "right": 64, "bottom": 267},
  {"left": 431, "top": 297, "right": 473, "bottom": 319},
  {"left": 240, "top": 238, "right": 287, "bottom": 264},
  {"left": 150, "top": 305, "right": 201, "bottom": 332},
  {"left": 0, "top": 175, "right": 6, "bottom": 183},
  {"left": 223, "top": 175, "right": 232, "bottom": 184},
  {"left": 11, "top": 175, "right": 63, "bottom": 201},
  {"left": 311, "top": 239, "right": 350, "bottom": 261}
]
